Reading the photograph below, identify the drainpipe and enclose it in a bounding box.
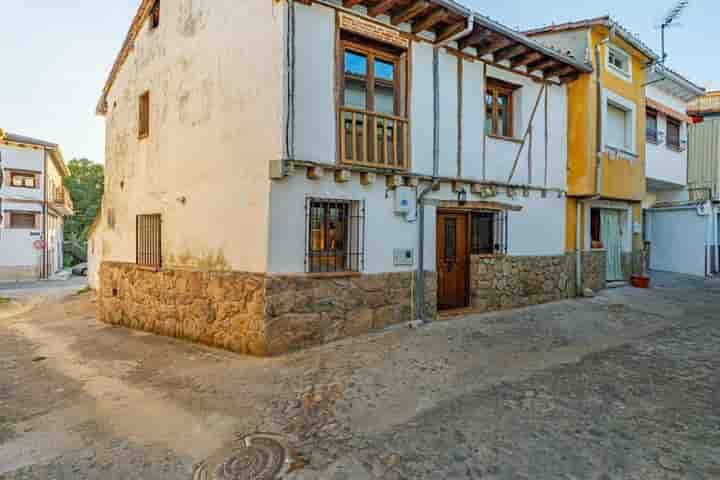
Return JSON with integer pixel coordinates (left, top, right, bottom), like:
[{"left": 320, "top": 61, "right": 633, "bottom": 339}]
[
  {"left": 415, "top": 15, "right": 473, "bottom": 322},
  {"left": 42, "top": 148, "right": 48, "bottom": 280},
  {"left": 577, "top": 26, "right": 614, "bottom": 294},
  {"left": 284, "top": 0, "right": 296, "bottom": 162}
]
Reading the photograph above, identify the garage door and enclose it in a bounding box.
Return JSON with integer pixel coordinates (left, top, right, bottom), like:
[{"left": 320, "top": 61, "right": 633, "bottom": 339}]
[{"left": 647, "top": 209, "right": 706, "bottom": 276}]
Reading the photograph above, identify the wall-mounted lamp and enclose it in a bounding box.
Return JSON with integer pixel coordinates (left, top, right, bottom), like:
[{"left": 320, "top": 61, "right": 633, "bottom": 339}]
[{"left": 457, "top": 188, "right": 467, "bottom": 206}]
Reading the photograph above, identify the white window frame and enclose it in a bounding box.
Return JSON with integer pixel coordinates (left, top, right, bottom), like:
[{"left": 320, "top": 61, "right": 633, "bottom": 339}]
[
  {"left": 601, "top": 89, "right": 637, "bottom": 157},
  {"left": 606, "top": 44, "right": 632, "bottom": 83}
]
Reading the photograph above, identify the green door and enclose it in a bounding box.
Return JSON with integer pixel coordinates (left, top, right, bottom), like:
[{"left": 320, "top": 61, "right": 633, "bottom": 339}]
[{"left": 601, "top": 209, "right": 624, "bottom": 281}]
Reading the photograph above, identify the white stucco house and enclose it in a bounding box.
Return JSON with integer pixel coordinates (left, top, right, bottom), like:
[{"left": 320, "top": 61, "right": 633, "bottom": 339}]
[
  {"left": 0, "top": 130, "right": 73, "bottom": 281},
  {"left": 641, "top": 67, "right": 709, "bottom": 277},
  {"left": 92, "top": 0, "right": 597, "bottom": 355}
]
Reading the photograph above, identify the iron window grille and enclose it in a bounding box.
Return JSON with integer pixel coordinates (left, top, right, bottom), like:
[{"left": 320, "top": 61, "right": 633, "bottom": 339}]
[
  {"left": 136, "top": 214, "right": 162, "bottom": 269},
  {"left": 305, "top": 198, "right": 365, "bottom": 273},
  {"left": 471, "top": 210, "right": 508, "bottom": 255}
]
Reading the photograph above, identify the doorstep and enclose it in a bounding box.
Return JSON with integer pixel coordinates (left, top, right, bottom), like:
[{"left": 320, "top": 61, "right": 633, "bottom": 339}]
[{"left": 606, "top": 281, "right": 629, "bottom": 289}]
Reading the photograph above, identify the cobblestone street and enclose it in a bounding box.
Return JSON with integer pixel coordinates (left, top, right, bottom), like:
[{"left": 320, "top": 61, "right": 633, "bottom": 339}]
[{"left": 0, "top": 272, "right": 718, "bottom": 479}]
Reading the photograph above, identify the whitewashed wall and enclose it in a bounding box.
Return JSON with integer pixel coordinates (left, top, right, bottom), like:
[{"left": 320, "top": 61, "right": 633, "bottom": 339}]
[
  {"left": 99, "top": 0, "right": 285, "bottom": 273},
  {"left": 646, "top": 85, "right": 689, "bottom": 188},
  {"left": 268, "top": 175, "right": 567, "bottom": 274},
  {"left": 0, "top": 145, "right": 45, "bottom": 275},
  {"left": 270, "top": 2, "right": 571, "bottom": 274},
  {"left": 293, "top": 2, "right": 569, "bottom": 189}
]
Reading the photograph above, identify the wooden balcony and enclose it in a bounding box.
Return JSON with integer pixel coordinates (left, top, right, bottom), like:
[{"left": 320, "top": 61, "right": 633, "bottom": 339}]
[
  {"left": 339, "top": 107, "right": 409, "bottom": 170},
  {"left": 52, "top": 186, "right": 74, "bottom": 216}
]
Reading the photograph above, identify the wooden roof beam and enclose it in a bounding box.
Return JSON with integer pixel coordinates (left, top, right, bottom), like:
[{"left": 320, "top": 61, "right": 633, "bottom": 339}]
[
  {"left": 475, "top": 38, "right": 513, "bottom": 57},
  {"left": 527, "top": 58, "right": 559, "bottom": 73},
  {"left": 457, "top": 30, "right": 494, "bottom": 51},
  {"left": 560, "top": 73, "right": 579, "bottom": 84},
  {"left": 411, "top": 8, "right": 449, "bottom": 34},
  {"left": 493, "top": 44, "right": 529, "bottom": 63},
  {"left": 391, "top": 0, "right": 429, "bottom": 26},
  {"left": 436, "top": 20, "right": 467, "bottom": 44},
  {"left": 343, "top": 0, "right": 367, "bottom": 8},
  {"left": 368, "top": 0, "right": 398, "bottom": 18},
  {"left": 543, "top": 65, "right": 576, "bottom": 79},
  {"left": 510, "top": 51, "right": 543, "bottom": 68}
]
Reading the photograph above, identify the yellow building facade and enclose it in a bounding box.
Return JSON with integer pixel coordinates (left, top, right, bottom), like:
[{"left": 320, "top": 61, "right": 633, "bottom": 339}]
[{"left": 528, "top": 17, "right": 656, "bottom": 282}]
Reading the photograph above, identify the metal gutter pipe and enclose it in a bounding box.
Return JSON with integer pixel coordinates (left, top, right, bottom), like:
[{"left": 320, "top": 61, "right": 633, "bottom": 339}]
[{"left": 416, "top": 15, "right": 474, "bottom": 322}]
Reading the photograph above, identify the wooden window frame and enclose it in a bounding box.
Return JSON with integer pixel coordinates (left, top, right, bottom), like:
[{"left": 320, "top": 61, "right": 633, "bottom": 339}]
[
  {"left": 8, "top": 211, "right": 38, "bottom": 230},
  {"left": 666, "top": 117, "right": 682, "bottom": 151},
  {"left": 8, "top": 170, "right": 39, "bottom": 189},
  {"left": 485, "top": 78, "right": 518, "bottom": 140},
  {"left": 136, "top": 214, "right": 162, "bottom": 270},
  {"left": 646, "top": 108, "right": 659, "bottom": 144},
  {"left": 340, "top": 39, "right": 404, "bottom": 117},
  {"left": 337, "top": 34, "right": 410, "bottom": 170},
  {"left": 138, "top": 91, "right": 150, "bottom": 140}
]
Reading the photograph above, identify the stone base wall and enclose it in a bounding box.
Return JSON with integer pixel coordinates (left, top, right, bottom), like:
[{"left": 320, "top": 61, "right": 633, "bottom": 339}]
[
  {"left": 469, "top": 254, "right": 576, "bottom": 313},
  {"left": 581, "top": 250, "right": 607, "bottom": 291},
  {"left": 0, "top": 266, "right": 39, "bottom": 282},
  {"left": 264, "top": 272, "right": 437, "bottom": 355},
  {"left": 98, "top": 262, "right": 437, "bottom": 356},
  {"left": 467, "top": 251, "right": 608, "bottom": 314},
  {"left": 98, "top": 263, "right": 268, "bottom": 355}
]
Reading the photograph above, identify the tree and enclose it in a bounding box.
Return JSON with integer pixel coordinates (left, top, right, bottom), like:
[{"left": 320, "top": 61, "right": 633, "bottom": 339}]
[{"left": 63, "top": 158, "right": 104, "bottom": 267}]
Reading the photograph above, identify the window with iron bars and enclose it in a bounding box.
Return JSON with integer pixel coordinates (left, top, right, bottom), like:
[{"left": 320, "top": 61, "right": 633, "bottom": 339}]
[
  {"left": 470, "top": 210, "right": 508, "bottom": 255},
  {"left": 136, "top": 214, "right": 162, "bottom": 269},
  {"left": 305, "top": 198, "right": 365, "bottom": 273}
]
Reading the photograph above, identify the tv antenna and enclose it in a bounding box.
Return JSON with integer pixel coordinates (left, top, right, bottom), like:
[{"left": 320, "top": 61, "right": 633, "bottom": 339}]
[{"left": 656, "top": 0, "right": 689, "bottom": 64}]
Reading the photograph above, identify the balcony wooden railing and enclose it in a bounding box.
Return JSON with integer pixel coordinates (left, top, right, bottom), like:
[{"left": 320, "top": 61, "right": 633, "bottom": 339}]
[
  {"left": 339, "top": 107, "right": 409, "bottom": 170},
  {"left": 53, "top": 186, "right": 74, "bottom": 212}
]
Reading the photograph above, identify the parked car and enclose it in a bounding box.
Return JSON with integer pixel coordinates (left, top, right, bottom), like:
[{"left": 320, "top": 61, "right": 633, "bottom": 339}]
[{"left": 71, "top": 263, "right": 88, "bottom": 276}]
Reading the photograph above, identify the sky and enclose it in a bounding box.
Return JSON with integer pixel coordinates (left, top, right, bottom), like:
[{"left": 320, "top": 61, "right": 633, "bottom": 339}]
[{"left": 0, "top": 1, "right": 717, "bottom": 164}]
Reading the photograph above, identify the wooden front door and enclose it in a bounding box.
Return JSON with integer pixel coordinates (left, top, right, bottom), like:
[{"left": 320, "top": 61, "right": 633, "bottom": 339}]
[{"left": 437, "top": 212, "right": 470, "bottom": 310}]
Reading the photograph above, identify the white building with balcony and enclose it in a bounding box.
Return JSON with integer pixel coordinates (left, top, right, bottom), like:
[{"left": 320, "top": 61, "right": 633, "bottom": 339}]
[
  {"left": 642, "top": 68, "right": 709, "bottom": 276},
  {"left": 0, "top": 130, "right": 73, "bottom": 281}
]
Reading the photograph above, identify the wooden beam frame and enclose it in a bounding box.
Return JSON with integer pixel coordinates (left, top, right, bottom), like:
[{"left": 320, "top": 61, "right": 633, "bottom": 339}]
[
  {"left": 493, "top": 44, "right": 528, "bottom": 63},
  {"left": 510, "top": 51, "right": 543, "bottom": 68},
  {"left": 475, "top": 38, "right": 513, "bottom": 57},
  {"left": 543, "top": 64, "right": 576, "bottom": 79},
  {"left": 368, "top": 0, "right": 397, "bottom": 18},
  {"left": 391, "top": 0, "right": 429, "bottom": 25},
  {"left": 457, "top": 29, "right": 494, "bottom": 51},
  {"left": 526, "top": 58, "right": 558, "bottom": 73},
  {"left": 343, "top": 0, "right": 366, "bottom": 8},
  {"left": 436, "top": 20, "right": 467, "bottom": 44},
  {"left": 411, "top": 8, "right": 449, "bottom": 34}
]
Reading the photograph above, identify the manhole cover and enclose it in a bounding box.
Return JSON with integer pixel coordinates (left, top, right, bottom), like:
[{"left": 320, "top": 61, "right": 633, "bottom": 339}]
[{"left": 193, "top": 434, "right": 292, "bottom": 480}]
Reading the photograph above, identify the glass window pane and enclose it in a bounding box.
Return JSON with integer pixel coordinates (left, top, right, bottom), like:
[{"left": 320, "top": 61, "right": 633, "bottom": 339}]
[
  {"left": 374, "top": 59, "right": 395, "bottom": 115},
  {"left": 498, "top": 94, "right": 510, "bottom": 137},
  {"left": 344, "top": 51, "right": 367, "bottom": 109},
  {"left": 485, "top": 92, "right": 494, "bottom": 135},
  {"left": 345, "top": 51, "right": 367, "bottom": 76}
]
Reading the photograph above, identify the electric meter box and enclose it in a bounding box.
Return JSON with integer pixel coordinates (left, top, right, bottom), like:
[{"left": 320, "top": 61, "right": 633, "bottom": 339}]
[{"left": 394, "top": 186, "right": 415, "bottom": 215}]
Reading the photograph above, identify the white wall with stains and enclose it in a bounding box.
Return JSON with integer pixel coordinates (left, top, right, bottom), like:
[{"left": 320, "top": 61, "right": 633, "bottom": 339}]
[{"left": 99, "top": 0, "right": 286, "bottom": 273}]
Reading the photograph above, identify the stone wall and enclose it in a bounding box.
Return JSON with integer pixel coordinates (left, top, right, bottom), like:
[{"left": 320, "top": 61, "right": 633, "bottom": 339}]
[
  {"left": 581, "top": 250, "right": 607, "bottom": 291},
  {"left": 469, "top": 254, "right": 576, "bottom": 313},
  {"left": 98, "top": 262, "right": 437, "bottom": 356},
  {"left": 0, "top": 266, "right": 39, "bottom": 282},
  {"left": 98, "top": 262, "right": 268, "bottom": 355},
  {"left": 468, "top": 251, "right": 608, "bottom": 314},
  {"left": 263, "top": 272, "right": 436, "bottom": 355}
]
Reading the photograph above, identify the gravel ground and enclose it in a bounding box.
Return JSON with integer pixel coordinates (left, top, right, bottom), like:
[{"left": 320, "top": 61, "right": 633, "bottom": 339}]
[{"left": 0, "top": 272, "right": 718, "bottom": 479}]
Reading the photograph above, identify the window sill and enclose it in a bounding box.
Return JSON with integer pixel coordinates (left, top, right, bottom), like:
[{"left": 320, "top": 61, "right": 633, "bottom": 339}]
[
  {"left": 646, "top": 137, "right": 660, "bottom": 145},
  {"left": 607, "top": 65, "right": 632, "bottom": 83},
  {"left": 666, "top": 145, "right": 684, "bottom": 153},
  {"left": 136, "top": 264, "right": 162, "bottom": 272},
  {"left": 138, "top": 133, "right": 149, "bottom": 141},
  {"left": 605, "top": 145, "right": 638, "bottom": 159},
  {"left": 297, "top": 272, "right": 362, "bottom": 279},
  {"left": 487, "top": 134, "right": 523, "bottom": 144}
]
